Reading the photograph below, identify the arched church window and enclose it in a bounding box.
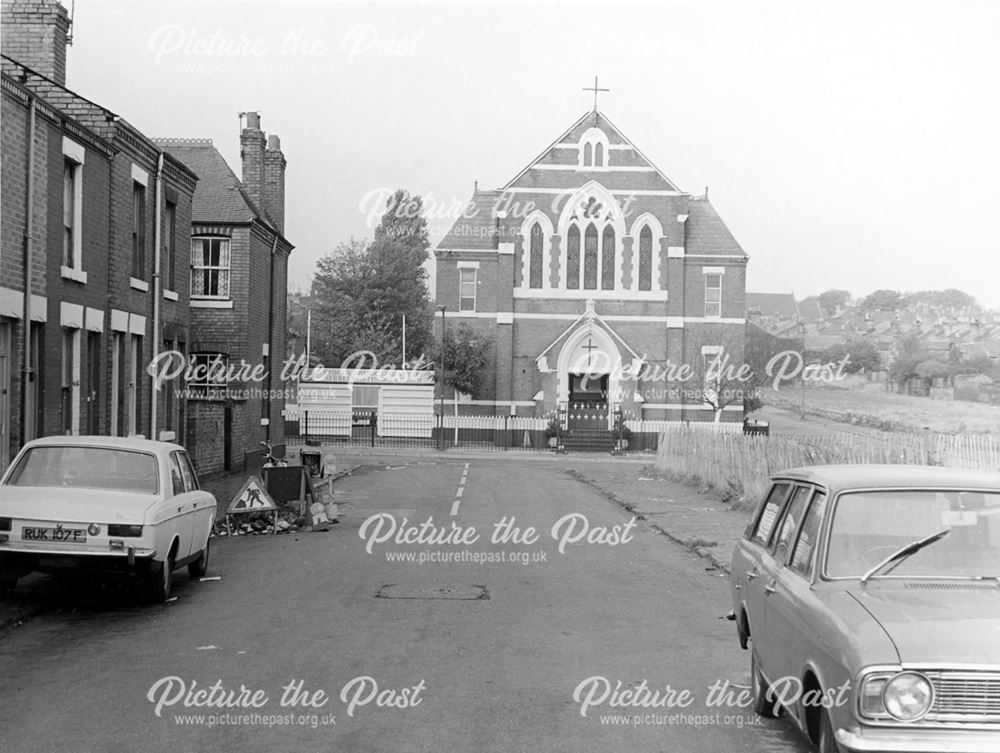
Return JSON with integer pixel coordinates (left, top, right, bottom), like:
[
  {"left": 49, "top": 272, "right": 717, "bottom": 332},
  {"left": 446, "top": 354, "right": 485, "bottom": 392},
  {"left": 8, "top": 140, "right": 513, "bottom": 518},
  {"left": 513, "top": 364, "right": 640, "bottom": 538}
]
[
  {"left": 529, "top": 222, "right": 543, "bottom": 289},
  {"left": 583, "top": 223, "right": 598, "bottom": 290},
  {"left": 601, "top": 225, "right": 615, "bottom": 290},
  {"left": 583, "top": 143, "right": 593, "bottom": 167},
  {"left": 595, "top": 142, "right": 604, "bottom": 167},
  {"left": 566, "top": 225, "right": 581, "bottom": 290},
  {"left": 638, "top": 225, "right": 653, "bottom": 291}
]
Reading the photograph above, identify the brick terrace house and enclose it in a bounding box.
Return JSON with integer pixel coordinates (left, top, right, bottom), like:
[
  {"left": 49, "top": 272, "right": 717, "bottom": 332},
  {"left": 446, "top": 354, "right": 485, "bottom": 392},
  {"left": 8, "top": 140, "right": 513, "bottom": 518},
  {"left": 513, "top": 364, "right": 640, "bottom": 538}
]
[
  {"left": 434, "top": 108, "right": 749, "bottom": 432},
  {"left": 157, "top": 114, "right": 293, "bottom": 473},
  {"left": 0, "top": 0, "right": 197, "bottom": 470}
]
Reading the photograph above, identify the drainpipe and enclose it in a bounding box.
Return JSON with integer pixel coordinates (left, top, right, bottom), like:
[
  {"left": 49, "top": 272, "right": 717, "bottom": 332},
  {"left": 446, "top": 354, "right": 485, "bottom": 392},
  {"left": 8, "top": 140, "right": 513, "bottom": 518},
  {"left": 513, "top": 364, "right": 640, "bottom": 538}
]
[
  {"left": 266, "top": 233, "right": 278, "bottom": 443},
  {"left": 150, "top": 152, "right": 164, "bottom": 440},
  {"left": 20, "top": 95, "right": 37, "bottom": 444}
]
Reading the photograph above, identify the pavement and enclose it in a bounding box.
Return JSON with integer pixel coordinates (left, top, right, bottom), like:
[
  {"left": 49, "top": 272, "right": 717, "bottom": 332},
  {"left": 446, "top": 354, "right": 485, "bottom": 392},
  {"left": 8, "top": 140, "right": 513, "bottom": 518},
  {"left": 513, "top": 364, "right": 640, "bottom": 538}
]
[{"left": 0, "top": 449, "right": 749, "bottom": 633}]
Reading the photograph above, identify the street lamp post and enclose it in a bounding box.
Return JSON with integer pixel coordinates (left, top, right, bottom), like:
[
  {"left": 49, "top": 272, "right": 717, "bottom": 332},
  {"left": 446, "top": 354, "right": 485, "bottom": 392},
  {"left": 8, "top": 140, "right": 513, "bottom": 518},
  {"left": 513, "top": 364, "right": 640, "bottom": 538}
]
[{"left": 438, "top": 305, "right": 446, "bottom": 450}]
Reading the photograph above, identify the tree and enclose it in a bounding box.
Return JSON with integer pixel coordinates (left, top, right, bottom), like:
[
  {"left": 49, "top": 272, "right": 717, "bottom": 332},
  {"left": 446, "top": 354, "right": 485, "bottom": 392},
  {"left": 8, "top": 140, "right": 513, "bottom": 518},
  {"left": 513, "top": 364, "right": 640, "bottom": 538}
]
[
  {"left": 438, "top": 323, "right": 493, "bottom": 398},
  {"left": 861, "top": 289, "right": 903, "bottom": 312},
  {"left": 692, "top": 331, "right": 751, "bottom": 422},
  {"left": 816, "top": 289, "right": 851, "bottom": 316},
  {"left": 820, "top": 340, "right": 882, "bottom": 374},
  {"left": 309, "top": 190, "right": 435, "bottom": 368}
]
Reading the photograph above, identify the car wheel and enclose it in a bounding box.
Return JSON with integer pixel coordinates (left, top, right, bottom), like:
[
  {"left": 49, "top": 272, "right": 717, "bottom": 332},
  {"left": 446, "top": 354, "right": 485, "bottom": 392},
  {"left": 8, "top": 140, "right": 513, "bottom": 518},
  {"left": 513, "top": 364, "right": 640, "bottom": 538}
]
[
  {"left": 817, "top": 707, "right": 841, "bottom": 753},
  {"left": 148, "top": 551, "right": 175, "bottom": 603},
  {"left": 751, "top": 647, "right": 780, "bottom": 718},
  {"left": 188, "top": 536, "right": 210, "bottom": 579}
]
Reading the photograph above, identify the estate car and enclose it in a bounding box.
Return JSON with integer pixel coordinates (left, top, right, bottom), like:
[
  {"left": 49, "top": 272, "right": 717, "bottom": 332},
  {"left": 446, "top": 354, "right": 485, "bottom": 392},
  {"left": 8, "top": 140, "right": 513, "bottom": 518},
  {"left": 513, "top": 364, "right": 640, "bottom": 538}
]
[
  {"left": 0, "top": 436, "right": 216, "bottom": 602},
  {"left": 730, "top": 465, "right": 1000, "bottom": 753}
]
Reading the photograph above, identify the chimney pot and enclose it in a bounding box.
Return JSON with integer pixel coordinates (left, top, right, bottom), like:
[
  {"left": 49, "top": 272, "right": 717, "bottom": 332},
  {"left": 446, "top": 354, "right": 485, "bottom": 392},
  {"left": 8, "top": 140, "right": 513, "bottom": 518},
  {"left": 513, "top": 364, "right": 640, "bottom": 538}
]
[
  {"left": 245, "top": 111, "right": 261, "bottom": 130},
  {"left": 267, "top": 134, "right": 281, "bottom": 150}
]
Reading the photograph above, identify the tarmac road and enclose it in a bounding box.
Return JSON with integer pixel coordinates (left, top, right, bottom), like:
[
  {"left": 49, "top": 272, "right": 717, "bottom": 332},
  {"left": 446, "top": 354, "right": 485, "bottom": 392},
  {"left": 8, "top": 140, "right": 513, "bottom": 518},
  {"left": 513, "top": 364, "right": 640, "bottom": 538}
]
[{"left": 0, "top": 456, "right": 810, "bottom": 753}]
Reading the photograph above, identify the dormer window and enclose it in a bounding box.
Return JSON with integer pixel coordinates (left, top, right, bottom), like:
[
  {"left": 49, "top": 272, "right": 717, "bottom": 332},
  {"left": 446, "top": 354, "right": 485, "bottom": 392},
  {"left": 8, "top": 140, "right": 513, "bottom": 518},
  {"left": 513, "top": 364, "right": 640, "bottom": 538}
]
[{"left": 578, "top": 127, "right": 610, "bottom": 169}]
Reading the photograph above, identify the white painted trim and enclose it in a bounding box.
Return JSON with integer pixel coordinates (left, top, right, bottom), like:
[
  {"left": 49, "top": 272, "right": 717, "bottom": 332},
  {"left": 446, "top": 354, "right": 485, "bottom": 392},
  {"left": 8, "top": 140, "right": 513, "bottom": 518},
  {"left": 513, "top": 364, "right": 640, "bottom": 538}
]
[
  {"left": 702, "top": 266, "right": 725, "bottom": 275},
  {"left": 131, "top": 163, "right": 149, "bottom": 186},
  {"left": 60, "top": 302, "right": 84, "bottom": 329},
  {"left": 555, "top": 142, "right": 634, "bottom": 150},
  {"left": 262, "top": 343, "right": 269, "bottom": 357},
  {"left": 667, "top": 316, "right": 684, "bottom": 328},
  {"left": 129, "top": 277, "right": 149, "bottom": 292},
  {"left": 448, "top": 312, "right": 496, "bottom": 319},
  {"left": 110, "top": 309, "right": 129, "bottom": 332},
  {"left": 260, "top": 418, "right": 270, "bottom": 426},
  {"left": 441, "top": 399, "right": 536, "bottom": 407},
  {"left": 497, "top": 242, "right": 515, "bottom": 255},
  {"left": 667, "top": 246, "right": 685, "bottom": 258},
  {"left": 528, "top": 164, "right": 657, "bottom": 172},
  {"left": 458, "top": 266, "right": 477, "bottom": 313},
  {"left": 162, "top": 289, "right": 179, "bottom": 302},
  {"left": 579, "top": 127, "right": 611, "bottom": 168},
  {"left": 683, "top": 317, "right": 746, "bottom": 324},
  {"left": 503, "top": 187, "right": 684, "bottom": 196},
  {"left": 456, "top": 261, "right": 480, "bottom": 269},
  {"left": 677, "top": 214, "right": 689, "bottom": 223},
  {"left": 85, "top": 307, "right": 104, "bottom": 333},
  {"left": 701, "top": 345, "right": 723, "bottom": 355},
  {"left": 128, "top": 313, "right": 147, "bottom": 335},
  {"left": 685, "top": 254, "right": 746, "bottom": 259},
  {"left": 62, "top": 136, "right": 86, "bottom": 164},
  {"left": 496, "top": 312, "right": 513, "bottom": 324},
  {"left": 191, "top": 298, "right": 234, "bottom": 309},
  {"left": 514, "top": 289, "right": 667, "bottom": 302},
  {"left": 60, "top": 265, "right": 87, "bottom": 284}
]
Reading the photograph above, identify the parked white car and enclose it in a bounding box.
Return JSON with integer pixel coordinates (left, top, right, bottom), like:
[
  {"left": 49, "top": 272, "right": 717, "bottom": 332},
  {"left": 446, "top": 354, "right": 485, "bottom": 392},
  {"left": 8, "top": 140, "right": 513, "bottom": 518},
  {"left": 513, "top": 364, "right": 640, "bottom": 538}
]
[{"left": 0, "top": 436, "right": 216, "bottom": 602}]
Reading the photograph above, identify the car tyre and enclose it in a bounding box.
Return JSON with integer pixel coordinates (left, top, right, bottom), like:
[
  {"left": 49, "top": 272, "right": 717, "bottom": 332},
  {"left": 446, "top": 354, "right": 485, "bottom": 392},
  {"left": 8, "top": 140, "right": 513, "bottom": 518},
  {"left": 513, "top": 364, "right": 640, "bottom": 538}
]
[
  {"left": 188, "top": 536, "right": 210, "bottom": 579},
  {"left": 148, "top": 551, "right": 174, "bottom": 603},
  {"left": 817, "top": 707, "right": 841, "bottom": 753},
  {"left": 751, "top": 647, "right": 780, "bottom": 718}
]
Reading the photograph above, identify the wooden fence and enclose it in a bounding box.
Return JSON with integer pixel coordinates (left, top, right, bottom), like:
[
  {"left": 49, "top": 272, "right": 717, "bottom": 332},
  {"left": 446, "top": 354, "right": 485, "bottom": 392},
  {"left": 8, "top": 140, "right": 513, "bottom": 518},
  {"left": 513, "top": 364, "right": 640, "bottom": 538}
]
[{"left": 655, "top": 427, "right": 1000, "bottom": 508}]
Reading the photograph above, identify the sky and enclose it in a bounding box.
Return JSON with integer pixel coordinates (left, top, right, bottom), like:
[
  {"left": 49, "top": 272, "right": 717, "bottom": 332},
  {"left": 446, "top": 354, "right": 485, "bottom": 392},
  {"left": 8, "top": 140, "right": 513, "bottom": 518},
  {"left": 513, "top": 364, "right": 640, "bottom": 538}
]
[{"left": 63, "top": 0, "right": 1000, "bottom": 308}]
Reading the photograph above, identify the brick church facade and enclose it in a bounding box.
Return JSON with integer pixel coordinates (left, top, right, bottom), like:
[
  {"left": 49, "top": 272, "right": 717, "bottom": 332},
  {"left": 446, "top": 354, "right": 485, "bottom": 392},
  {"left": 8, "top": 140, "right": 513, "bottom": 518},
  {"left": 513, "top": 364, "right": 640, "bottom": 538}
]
[{"left": 435, "top": 109, "right": 749, "bottom": 427}]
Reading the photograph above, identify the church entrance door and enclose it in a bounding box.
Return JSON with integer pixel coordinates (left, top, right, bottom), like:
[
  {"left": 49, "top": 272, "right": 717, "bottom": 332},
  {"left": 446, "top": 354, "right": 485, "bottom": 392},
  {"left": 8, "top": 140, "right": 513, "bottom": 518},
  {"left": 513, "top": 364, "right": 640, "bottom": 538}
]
[{"left": 566, "top": 373, "right": 609, "bottom": 430}]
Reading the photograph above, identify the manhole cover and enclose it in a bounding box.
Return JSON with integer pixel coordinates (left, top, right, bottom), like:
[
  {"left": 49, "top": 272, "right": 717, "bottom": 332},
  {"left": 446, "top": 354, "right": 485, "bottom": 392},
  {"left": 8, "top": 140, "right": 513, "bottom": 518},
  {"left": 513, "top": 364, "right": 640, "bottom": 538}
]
[{"left": 376, "top": 584, "right": 489, "bottom": 600}]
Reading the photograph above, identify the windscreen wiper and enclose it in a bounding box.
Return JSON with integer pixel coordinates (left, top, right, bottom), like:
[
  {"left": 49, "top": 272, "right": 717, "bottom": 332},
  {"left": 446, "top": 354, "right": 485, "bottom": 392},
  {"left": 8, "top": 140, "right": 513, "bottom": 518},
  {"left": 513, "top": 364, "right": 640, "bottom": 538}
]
[{"left": 860, "top": 528, "right": 951, "bottom": 583}]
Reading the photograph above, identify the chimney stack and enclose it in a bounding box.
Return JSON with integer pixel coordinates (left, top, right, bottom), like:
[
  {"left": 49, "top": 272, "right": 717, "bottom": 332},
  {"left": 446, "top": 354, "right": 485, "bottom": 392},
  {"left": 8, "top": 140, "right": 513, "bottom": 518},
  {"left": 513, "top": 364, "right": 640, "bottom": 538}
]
[
  {"left": 240, "top": 111, "right": 266, "bottom": 213},
  {"left": 264, "top": 134, "right": 286, "bottom": 234},
  {"left": 1, "top": 0, "right": 72, "bottom": 86}
]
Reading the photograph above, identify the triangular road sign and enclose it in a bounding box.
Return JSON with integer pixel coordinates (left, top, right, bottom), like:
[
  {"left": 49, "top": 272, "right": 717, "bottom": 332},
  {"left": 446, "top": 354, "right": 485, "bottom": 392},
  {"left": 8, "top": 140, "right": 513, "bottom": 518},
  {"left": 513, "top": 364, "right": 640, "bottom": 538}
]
[{"left": 228, "top": 475, "right": 277, "bottom": 513}]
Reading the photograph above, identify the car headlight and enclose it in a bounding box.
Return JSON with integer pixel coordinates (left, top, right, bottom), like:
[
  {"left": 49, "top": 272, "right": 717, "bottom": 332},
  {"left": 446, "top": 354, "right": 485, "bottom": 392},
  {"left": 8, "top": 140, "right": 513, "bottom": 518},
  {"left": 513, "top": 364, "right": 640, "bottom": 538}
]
[{"left": 882, "top": 672, "right": 933, "bottom": 721}]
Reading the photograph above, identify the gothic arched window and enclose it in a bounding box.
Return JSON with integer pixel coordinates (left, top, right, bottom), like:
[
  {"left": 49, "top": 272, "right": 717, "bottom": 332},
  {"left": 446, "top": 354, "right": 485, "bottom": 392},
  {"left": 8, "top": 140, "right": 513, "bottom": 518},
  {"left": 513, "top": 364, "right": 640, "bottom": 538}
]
[
  {"left": 583, "top": 143, "right": 593, "bottom": 167},
  {"left": 638, "top": 225, "right": 653, "bottom": 291},
  {"left": 529, "top": 222, "right": 543, "bottom": 289},
  {"left": 594, "top": 143, "right": 604, "bottom": 167},
  {"left": 583, "top": 223, "right": 598, "bottom": 290},
  {"left": 566, "top": 225, "right": 581, "bottom": 290},
  {"left": 601, "top": 226, "right": 616, "bottom": 290}
]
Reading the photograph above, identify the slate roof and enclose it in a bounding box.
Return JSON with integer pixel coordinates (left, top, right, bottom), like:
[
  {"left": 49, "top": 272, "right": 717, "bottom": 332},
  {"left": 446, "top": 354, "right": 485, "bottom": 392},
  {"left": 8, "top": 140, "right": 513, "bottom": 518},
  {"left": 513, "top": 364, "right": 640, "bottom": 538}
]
[
  {"left": 155, "top": 139, "right": 279, "bottom": 232},
  {"left": 437, "top": 189, "right": 500, "bottom": 250},
  {"left": 685, "top": 197, "right": 747, "bottom": 257},
  {"left": 747, "top": 292, "right": 799, "bottom": 319}
]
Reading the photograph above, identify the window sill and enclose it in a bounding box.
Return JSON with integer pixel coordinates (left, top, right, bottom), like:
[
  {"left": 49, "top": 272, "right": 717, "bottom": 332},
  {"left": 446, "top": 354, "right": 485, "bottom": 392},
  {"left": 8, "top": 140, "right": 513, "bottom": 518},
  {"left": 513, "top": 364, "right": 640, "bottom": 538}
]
[
  {"left": 191, "top": 298, "right": 233, "bottom": 309},
  {"left": 60, "top": 266, "right": 87, "bottom": 284},
  {"left": 163, "top": 289, "right": 179, "bottom": 302},
  {"left": 130, "top": 277, "right": 149, "bottom": 292}
]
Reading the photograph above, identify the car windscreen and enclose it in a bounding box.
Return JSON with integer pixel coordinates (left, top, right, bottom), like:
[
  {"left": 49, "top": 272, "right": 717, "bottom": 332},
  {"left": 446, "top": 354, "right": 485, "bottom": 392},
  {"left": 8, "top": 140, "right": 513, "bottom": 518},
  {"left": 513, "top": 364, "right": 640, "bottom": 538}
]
[
  {"left": 4, "top": 446, "right": 159, "bottom": 495},
  {"left": 826, "top": 489, "right": 1000, "bottom": 578}
]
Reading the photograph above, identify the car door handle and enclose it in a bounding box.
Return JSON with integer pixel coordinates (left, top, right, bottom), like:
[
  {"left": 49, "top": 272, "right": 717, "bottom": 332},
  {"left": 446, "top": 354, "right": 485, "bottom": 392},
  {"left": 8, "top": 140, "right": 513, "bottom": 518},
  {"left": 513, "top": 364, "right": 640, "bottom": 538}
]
[
  {"left": 764, "top": 583, "right": 777, "bottom": 595},
  {"left": 745, "top": 569, "right": 759, "bottom": 582}
]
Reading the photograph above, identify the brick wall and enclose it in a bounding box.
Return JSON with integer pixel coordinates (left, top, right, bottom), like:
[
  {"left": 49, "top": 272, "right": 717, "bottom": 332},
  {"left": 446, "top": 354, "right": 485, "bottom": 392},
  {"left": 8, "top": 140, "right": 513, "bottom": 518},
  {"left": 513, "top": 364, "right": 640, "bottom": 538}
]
[{"left": 0, "top": 0, "right": 71, "bottom": 86}]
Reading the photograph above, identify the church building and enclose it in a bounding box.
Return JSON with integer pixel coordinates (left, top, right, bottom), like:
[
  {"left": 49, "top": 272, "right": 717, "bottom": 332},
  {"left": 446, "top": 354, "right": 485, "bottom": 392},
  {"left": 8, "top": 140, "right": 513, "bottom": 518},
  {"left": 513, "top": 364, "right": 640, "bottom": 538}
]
[{"left": 435, "top": 103, "right": 749, "bottom": 431}]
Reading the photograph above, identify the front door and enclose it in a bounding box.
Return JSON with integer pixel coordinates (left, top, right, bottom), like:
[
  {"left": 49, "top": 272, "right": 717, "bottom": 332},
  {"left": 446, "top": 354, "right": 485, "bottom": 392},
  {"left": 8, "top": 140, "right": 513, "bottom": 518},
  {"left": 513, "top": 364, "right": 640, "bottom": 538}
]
[
  {"left": 0, "top": 320, "right": 9, "bottom": 471},
  {"left": 86, "top": 332, "right": 100, "bottom": 434},
  {"left": 567, "top": 373, "right": 608, "bottom": 429}
]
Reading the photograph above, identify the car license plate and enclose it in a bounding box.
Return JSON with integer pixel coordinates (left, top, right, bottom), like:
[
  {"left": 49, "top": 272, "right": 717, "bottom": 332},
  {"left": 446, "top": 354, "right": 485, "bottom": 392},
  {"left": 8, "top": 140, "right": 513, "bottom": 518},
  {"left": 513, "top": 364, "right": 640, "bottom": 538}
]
[{"left": 22, "top": 526, "right": 87, "bottom": 543}]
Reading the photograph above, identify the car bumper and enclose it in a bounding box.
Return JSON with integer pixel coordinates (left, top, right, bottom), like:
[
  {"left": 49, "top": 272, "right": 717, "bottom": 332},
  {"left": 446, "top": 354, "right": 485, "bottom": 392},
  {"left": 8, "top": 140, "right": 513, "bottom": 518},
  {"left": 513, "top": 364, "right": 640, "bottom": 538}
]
[
  {"left": 838, "top": 726, "right": 1000, "bottom": 752},
  {"left": 0, "top": 545, "right": 156, "bottom": 575}
]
